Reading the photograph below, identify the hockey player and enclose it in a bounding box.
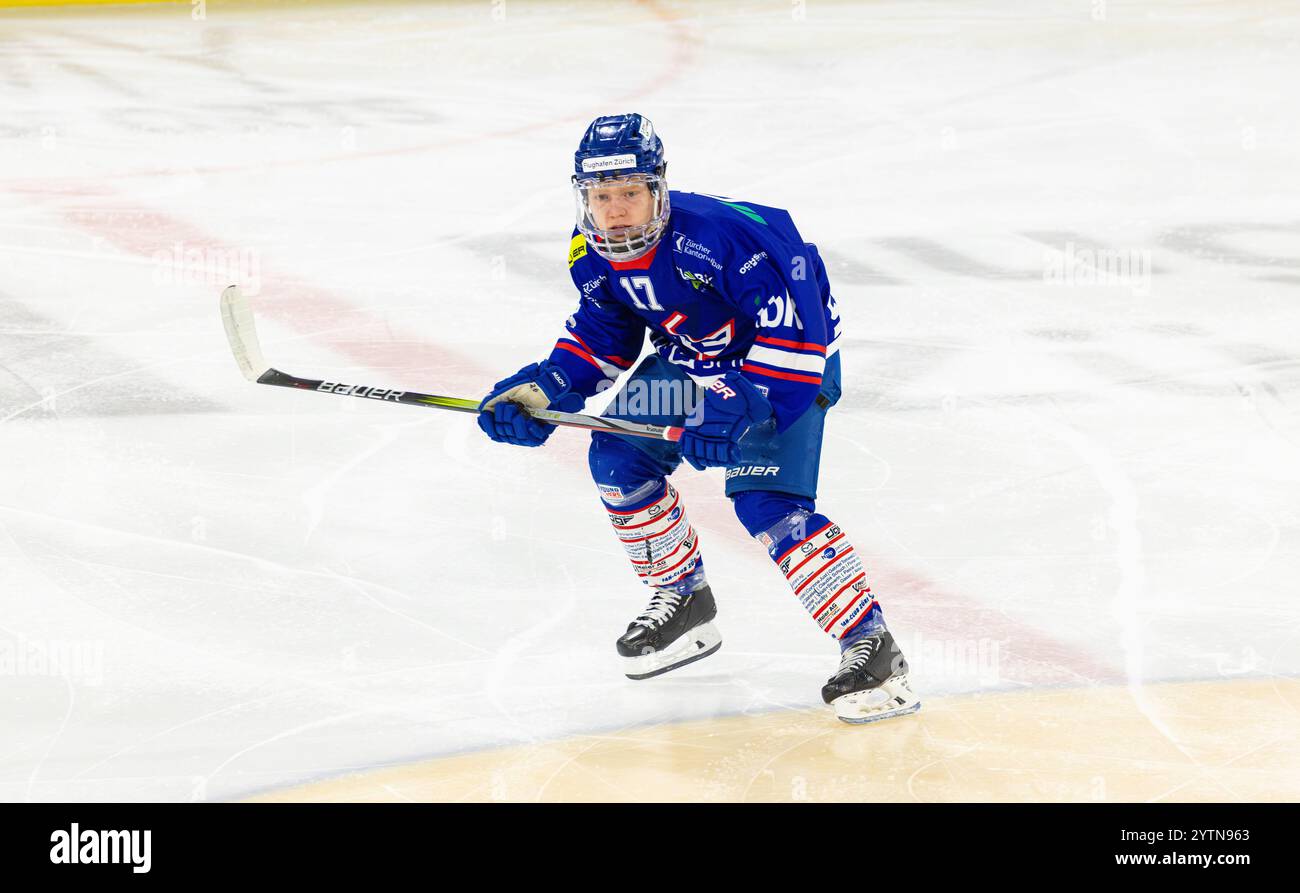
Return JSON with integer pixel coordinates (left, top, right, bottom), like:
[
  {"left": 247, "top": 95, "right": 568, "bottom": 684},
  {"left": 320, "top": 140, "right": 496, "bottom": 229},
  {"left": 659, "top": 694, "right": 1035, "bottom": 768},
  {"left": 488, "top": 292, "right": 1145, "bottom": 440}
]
[{"left": 476, "top": 114, "right": 919, "bottom": 724}]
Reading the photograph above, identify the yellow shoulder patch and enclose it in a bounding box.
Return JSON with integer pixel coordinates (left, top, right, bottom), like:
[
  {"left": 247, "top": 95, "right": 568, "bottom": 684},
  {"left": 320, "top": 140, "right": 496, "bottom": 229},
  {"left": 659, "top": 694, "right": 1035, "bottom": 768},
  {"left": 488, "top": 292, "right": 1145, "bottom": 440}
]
[{"left": 568, "top": 234, "right": 588, "bottom": 268}]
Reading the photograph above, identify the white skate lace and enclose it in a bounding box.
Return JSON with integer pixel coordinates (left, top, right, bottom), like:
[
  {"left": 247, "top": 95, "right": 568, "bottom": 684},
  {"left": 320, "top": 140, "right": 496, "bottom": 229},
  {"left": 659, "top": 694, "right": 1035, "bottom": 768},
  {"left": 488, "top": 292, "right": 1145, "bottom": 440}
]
[
  {"left": 837, "top": 637, "right": 878, "bottom": 676},
  {"left": 633, "top": 588, "right": 683, "bottom": 628}
]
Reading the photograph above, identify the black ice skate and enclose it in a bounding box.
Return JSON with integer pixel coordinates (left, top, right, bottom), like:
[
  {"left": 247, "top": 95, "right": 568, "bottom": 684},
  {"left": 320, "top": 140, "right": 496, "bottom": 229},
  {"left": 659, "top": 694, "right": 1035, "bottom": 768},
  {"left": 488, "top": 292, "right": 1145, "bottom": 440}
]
[
  {"left": 821, "top": 628, "right": 921, "bottom": 724},
  {"left": 617, "top": 584, "right": 722, "bottom": 680}
]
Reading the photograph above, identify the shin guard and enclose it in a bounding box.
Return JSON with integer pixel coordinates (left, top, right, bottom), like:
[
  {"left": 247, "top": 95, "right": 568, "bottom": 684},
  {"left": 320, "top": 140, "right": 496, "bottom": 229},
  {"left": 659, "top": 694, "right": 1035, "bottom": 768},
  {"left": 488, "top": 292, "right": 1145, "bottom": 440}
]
[
  {"left": 760, "top": 510, "right": 882, "bottom": 641},
  {"left": 602, "top": 480, "right": 706, "bottom": 595}
]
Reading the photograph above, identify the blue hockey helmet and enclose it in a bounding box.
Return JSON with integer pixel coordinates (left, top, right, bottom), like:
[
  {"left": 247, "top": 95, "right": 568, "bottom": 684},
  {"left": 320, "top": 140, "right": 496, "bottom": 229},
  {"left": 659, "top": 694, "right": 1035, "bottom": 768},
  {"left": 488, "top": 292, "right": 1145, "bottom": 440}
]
[{"left": 572, "top": 113, "right": 670, "bottom": 261}]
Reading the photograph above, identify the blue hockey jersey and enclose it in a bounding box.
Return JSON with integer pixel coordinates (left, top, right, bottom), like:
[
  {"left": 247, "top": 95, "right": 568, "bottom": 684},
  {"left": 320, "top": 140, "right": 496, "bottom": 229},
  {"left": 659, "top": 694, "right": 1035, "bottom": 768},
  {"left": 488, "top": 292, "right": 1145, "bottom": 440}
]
[{"left": 548, "top": 191, "right": 842, "bottom": 432}]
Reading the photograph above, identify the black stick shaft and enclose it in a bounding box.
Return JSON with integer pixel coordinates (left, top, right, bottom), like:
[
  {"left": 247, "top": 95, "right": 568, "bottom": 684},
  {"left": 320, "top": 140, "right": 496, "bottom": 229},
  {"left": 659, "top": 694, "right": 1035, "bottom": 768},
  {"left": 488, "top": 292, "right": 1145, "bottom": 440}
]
[{"left": 254, "top": 368, "right": 681, "bottom": 441}]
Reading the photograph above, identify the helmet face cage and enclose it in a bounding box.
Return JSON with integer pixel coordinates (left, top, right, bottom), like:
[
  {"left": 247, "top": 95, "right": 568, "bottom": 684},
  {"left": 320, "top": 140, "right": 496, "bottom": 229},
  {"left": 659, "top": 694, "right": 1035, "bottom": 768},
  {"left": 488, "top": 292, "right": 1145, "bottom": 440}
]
[{"left": 573, "top": 171, "right": 670, "bottom": 262}]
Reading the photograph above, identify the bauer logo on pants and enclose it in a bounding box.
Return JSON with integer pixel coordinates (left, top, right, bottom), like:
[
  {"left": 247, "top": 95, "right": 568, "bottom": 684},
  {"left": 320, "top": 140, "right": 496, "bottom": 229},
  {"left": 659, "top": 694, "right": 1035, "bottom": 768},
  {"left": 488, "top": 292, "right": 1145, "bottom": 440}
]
[{"left": 725, "top": 465, "right": 781, "bottom": 479}]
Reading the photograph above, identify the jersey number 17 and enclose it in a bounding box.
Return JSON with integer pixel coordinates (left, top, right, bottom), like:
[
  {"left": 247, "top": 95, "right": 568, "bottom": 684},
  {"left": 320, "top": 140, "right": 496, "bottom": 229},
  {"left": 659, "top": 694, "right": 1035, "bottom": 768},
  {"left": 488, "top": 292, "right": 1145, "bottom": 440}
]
[{"left": 619, "top": 276, "right": 665, "bottom": 312}]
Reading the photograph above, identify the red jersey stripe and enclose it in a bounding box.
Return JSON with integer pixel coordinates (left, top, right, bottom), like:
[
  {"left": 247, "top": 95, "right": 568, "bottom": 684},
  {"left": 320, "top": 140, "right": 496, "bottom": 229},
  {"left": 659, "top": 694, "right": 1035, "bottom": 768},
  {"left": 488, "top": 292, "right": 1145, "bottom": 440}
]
[
  {"left": 755, "top": 335, "right": 827, "bottom": 355},
  {"left": 555, "top": 340, "right": 605, "bottom": 372},
  {"left": 742, "top": 362, "right": 824, "bottom": 386},
  {"left": 570, "top": 332, "right": 633, "bottom": 370}
]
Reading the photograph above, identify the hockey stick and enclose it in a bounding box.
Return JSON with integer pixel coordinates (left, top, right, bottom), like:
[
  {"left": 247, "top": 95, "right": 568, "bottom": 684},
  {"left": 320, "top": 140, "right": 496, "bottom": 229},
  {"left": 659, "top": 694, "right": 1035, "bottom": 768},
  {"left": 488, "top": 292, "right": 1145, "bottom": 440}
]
[{"left": 218, "top": 285, "right": 684, "bottom": 442}]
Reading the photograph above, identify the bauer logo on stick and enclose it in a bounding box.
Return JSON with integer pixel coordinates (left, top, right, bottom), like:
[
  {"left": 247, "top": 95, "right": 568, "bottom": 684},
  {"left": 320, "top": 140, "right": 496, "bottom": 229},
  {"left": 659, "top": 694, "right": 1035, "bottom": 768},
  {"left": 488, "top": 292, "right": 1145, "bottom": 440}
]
[{"left": 317, "top": 382, "right": 405, "bottom": 401}]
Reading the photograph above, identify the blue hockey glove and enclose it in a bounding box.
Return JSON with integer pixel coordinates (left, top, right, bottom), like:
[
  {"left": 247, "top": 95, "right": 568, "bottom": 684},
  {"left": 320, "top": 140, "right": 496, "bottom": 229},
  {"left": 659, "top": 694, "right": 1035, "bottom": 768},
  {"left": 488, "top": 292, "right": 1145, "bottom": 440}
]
[
  {"left": 680, "top": 373, "right": 774, "bottom": 471},
  {"left": 477, "top": 361, "right": 584, "bottom": 447}
]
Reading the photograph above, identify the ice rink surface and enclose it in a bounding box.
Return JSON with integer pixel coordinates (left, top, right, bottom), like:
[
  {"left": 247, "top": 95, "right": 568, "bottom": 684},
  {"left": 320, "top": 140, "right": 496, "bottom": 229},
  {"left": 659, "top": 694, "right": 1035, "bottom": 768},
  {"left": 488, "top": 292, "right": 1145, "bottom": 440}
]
[{"left": 1, "top": 0, "right": 1298, "bottom": 802}]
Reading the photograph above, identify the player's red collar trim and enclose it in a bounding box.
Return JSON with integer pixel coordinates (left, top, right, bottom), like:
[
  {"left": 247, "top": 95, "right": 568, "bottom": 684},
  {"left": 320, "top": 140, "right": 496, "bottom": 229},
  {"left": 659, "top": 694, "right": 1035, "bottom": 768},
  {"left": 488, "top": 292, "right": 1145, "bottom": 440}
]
[{"left": 606, "top": 244, "right": 659, "bottom": 271}]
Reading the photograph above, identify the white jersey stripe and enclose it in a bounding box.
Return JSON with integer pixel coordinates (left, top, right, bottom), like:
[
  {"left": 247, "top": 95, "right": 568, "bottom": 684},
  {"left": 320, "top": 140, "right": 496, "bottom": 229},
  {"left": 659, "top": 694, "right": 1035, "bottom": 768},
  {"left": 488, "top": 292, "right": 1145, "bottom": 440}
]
[{"left": 746, "top": 345, "right": 827, "bottom": 375}]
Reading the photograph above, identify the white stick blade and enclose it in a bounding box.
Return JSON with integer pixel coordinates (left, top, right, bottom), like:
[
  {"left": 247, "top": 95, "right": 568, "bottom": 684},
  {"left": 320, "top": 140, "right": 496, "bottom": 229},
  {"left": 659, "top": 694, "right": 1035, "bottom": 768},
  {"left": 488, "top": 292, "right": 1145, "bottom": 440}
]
[{"left": 219, "top": 284, "right": 269, "bottom": 381}]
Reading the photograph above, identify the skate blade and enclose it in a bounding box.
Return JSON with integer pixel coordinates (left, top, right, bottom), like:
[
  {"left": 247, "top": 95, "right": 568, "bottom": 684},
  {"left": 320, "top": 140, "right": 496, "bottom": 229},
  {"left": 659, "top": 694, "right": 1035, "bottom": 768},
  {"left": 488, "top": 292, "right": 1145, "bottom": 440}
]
[
  {"left": 832, "top": 675, "right": 922, "bottom": 725},
  {"left": 624, "top": 622, "right": 722, "bottom": 680}
]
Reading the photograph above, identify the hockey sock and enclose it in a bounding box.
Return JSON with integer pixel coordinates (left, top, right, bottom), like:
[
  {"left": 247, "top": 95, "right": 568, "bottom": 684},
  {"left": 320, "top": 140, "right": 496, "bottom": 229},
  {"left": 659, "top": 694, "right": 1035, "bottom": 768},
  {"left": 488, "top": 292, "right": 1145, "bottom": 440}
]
[
  {"left": 601, "top": 479, "right": 706, "bottom": 595},
  {"left": 745, "top": 502, "right": 882, "bottom": 645}
]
